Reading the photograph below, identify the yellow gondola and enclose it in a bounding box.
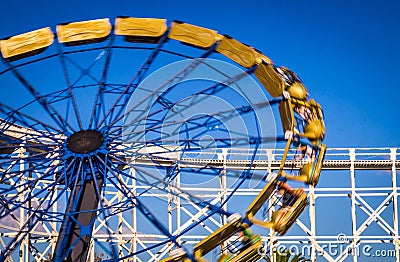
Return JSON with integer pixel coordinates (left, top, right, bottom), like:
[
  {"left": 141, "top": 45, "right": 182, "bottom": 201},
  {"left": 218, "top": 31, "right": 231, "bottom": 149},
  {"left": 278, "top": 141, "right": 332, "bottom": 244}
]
[
  {"left": 193, "top": 214, "right": 243, "bottom": 261},
  {"left": 216, "top": 35, "right": 258, "bottom": 68},
  {"left": 271, "top": 189, "right": 309, "bottom": 235},
  {"left": 0, "top": 27, "right": 54, "bottom": 60},
  {"left": 276, "top": 66, "right": 308, "bottom": 100},
  {"left": 254, "top": 61, "right": 285, "bottom": 98},
  {"left": 168, "top": 20, "right": 221, "bottom": 49},
  {"left": 114, "top": 16, "right": 167, "bottom": 43},
  {"left": 56, "top": 18, "right": 111, "bottom": 45},
  {"left": 190, "top": 214, "right": 264, "bottom": 262},
  {"left": 246, "top": 183, "right": 309, "bottom": 235},
  {"left": 299, "top": 144, "right": 327, "bottom": 185},
  {"left": 217, "top": 228, "right": 263, "bottom": 262}
]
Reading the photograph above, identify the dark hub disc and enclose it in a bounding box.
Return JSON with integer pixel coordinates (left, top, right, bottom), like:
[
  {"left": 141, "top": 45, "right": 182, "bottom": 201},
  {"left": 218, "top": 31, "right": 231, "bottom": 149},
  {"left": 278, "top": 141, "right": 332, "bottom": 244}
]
[{"left": 66, "top": 130, "right": 104, "bottom": 154}]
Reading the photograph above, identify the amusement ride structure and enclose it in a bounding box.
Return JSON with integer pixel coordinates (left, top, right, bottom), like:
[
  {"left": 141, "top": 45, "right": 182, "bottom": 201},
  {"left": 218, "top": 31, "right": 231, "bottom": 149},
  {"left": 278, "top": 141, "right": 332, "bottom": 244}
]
[{"left": 0, "top": 17, "right": 397, "bottom": 262}]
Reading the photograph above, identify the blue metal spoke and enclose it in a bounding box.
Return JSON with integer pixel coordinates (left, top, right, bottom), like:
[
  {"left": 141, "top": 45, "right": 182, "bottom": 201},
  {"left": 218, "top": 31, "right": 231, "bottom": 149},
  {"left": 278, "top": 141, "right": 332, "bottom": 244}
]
[
  {"left": 0, "top": 102, "right": 64, "bottom": 136},
  {"left": 119, "top": 66, "right": 258, "bottom": 145},
  {"left": 90, "top": 36, "right": 115, "bottom": 129},
  {"left": 106, "top": 153, "right": 231, "bottom": 217},
  {"left": 121, "top": 99, "right": 280, "bottom": 150},
  {"left": 0, "top": 165, "right": 68, "bottom": 260},
  {"left": 97, "top": 157, "right": 186, "bottom": 252},
  {"left": 55, "top": 41, "right": 84, "bottom": 130},
  {"left": 97, "top": 33, "right": 170, "bottom": 130},
  {"left": 108, "top": 43, "right": 218, "bottom": 129},
  {"left": 0, "top": 57, "right": 75, "bottom": 133},
  {"left": 0, "top": 159, "right": 64, "bottom": 218},
  {"left": 0, "top": 157, "right": 73, "bottom": 224},
  {"left": 220, "top": 143, "right": 261, "bottom": 208},
  {"left": 52, "top": 159, "right": 84, "bottom": 261}
]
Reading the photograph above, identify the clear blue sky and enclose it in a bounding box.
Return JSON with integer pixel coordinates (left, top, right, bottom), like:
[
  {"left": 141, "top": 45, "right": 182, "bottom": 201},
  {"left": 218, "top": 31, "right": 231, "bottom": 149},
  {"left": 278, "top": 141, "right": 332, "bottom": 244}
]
[{"left": 1, "top": 0, "right": 399, "bottom": 148}]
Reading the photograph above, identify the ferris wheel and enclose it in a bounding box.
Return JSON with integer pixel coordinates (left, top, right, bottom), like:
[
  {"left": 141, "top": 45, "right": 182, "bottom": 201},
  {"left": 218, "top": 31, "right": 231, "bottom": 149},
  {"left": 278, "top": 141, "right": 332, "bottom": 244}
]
[{"left": 0, "top": 17, "right": 326, "bottom": 261}]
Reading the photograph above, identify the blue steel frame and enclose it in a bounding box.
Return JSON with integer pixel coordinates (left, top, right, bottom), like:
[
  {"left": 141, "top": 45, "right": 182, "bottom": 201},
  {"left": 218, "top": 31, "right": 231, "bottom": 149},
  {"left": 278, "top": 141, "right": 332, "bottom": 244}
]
[{"left": 0, "top": 22, "right": 293, "bottom": 262}]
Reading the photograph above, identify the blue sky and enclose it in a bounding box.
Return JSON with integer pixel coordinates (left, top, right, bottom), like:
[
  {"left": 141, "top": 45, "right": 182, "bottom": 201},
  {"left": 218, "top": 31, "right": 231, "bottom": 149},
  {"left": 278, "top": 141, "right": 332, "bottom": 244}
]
[{"left": 1, "top": 0, "right": 399, "bottom": 148}]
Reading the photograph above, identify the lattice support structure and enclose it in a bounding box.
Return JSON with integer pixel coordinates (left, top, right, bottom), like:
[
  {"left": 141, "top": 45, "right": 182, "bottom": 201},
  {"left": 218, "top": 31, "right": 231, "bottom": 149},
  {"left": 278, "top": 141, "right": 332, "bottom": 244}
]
[{"left": 1, "top": 147, "right": 399, "bottom": 261}]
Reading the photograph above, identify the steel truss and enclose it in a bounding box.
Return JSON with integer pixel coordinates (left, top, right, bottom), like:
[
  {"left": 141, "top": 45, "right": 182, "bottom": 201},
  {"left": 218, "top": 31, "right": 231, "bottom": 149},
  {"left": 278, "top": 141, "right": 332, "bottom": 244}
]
[{"left": 0, "top": 147, "right": 398, "bottom": 261}]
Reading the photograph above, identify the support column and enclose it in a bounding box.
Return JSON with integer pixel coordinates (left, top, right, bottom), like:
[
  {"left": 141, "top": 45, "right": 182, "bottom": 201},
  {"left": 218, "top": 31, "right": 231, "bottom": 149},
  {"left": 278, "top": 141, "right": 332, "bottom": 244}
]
[
  {"left": 266, "top": 149, "right": 277, "bottom": 261},
  {"left": 309, "top": 185, "right": 316, "bottom": 262},
  {"left": 219, "top": 149, "right": 228, "bottom": 254},
  {"left": 130, "top": 162, "right": 137, "bottom": 262},
  {"left": 53, "top": 177, "right": 103, "bottom": 262},
  {"left": 349, "top": 148, "right": 357, "bottom": 262},
  {"left": 168, "top": 172, "right": 173, "bottom": 253},
  {"left": 52, "top": 161, "right": 59, "bottom": 259},
  {"left": 176, "top": 166, "right": 181, "bottom": 245},
  {"left": 390, "top": 148, "right": 399, "bottom": 262},
  {"left": 18, "top": 146, "right": 29, "bottom": 262},
  {"left": 117, "top": 182, "right": 124, "bottom": 257},
  {"left": 219, "top": 149, "right": 228, "bottom": 226}
]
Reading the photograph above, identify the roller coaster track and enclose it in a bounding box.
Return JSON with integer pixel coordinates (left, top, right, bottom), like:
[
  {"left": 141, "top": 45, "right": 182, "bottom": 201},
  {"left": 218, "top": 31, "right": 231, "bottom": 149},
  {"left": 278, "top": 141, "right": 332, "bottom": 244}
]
[
  {"left": 132, "top": 148, "right": 400, "bottom": 171},
  {"left": 135, "top": 156, "right": 400, "bottom": 170}
]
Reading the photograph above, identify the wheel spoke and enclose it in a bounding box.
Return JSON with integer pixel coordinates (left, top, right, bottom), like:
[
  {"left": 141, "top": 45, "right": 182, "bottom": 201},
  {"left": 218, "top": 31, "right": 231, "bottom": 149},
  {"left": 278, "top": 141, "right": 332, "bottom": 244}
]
[{"left": 1, "top": 58, "right": 74, "bottom": 133}]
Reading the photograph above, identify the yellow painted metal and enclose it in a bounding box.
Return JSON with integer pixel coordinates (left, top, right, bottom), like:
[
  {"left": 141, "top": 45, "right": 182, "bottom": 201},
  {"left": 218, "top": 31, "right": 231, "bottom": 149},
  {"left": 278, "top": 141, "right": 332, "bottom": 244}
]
[
  {"left": 245, "top": 181, "right": 277, "bottom": 220},
  {"left": 247, "top": 217, "right": 274, "bottom": 229},
  {"left": 193, "top": 215, "right": 242, "bottom": 259},
  {"left": 279, "top": 100, "right": 295, "bottom": 134},
  {"left": 245, "top": 141, "right": 294, "bottom": 232},
  {"left": 300, "top": 144, "right": 327, "bottom": 186},
  {"left": 279, "top": 67, "right": 309, "bottom": 100},
  {"left": 291, "top": 98, "right": 316, "bottom": 117},
  {"left": 287, "top": 82, "right": 308, "bottom": 100},
  {"left": 283, "top": 173, "right": 307, "bottom": 183},
  {"left": 216, "top": 227, "right": 262, "bottom": 262},
  {"left": 254, "top": 62, "right": 285, "bottom": 97},
  {"left": 216, "top": 35, "right": 258, "bottom": 68},
  {"left": 257, "top": 53, "right": 273, "bottom": 65},
  {"left": 272, "top": 191, "right": 309, "bottom": 235},
  {"left": 218, "top": 253, "right": 232, "bottom": 262},
  {"left": 305, "top": 99, "right": 325, "bottom": 128},
  {"left": 291, "top": 99, "right": 326, "bottom": 136},
  {"left": 223, "top": 236, "right": 263, "bottom": 262},
  {"left": 169, "top": 21, "right": 219, "bottom": 48},
  {"left": 114, "top": 17, "right": 167, "bottom": 43},
  {"left": 56, "top": 18, "right": 111, "bottom": 45},
  {"left": 302, "top": 119, "right": 326, "bottom": 142},
  {"left": 0, "top": 27, "right": 53, "bottom": 60}
]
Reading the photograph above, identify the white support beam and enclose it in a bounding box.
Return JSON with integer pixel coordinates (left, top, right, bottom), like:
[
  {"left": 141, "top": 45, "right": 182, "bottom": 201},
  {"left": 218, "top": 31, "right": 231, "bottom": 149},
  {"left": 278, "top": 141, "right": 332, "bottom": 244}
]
[
  {"left": 349, "top": 148, "right": 358, "bottom": 262},
  {"left": 391, "top": 148, "right": 400, "bottom": 262}
]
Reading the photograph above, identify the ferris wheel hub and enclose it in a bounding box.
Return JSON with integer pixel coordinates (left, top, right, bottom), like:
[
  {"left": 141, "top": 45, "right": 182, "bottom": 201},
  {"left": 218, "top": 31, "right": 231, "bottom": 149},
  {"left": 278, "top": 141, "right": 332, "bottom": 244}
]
[{"left": 66, "top": 130, "right": 105, "bottom": 154}]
